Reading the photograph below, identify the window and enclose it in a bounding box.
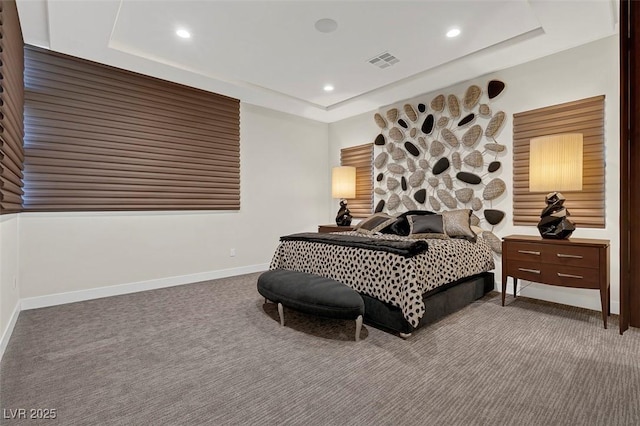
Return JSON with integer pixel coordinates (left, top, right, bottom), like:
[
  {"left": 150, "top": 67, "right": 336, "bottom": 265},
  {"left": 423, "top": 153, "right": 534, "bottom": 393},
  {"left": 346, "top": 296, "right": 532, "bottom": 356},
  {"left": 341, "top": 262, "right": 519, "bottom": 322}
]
[
  {"left": 0, "top": 0, "right": 25, "bottom": 214},
  {"left": 512, "top": 96, "right": 605, "bottom": 227},
  {"left": 340, "top": 143, "right": 373, "bottom": 218},
  {"left": 23, "top": 46, "right": 240, "bottom": 212}
]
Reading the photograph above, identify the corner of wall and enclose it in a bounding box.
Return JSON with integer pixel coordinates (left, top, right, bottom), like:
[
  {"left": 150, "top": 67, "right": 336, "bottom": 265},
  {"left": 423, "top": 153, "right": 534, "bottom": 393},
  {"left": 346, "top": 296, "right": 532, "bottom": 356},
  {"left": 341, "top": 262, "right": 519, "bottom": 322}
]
[{"left": 0, "top": 300, "right": 20, "bottom": 363}]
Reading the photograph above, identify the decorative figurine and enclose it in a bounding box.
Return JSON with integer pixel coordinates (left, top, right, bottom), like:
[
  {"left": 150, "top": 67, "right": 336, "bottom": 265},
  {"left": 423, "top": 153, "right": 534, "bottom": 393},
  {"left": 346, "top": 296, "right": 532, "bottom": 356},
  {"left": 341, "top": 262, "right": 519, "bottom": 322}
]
[
  {"left": 335, "top": 199, "right": 353, "bottom": 226},
  {"left": 537, "top": 192, "right": 575, "bottom": 239}
]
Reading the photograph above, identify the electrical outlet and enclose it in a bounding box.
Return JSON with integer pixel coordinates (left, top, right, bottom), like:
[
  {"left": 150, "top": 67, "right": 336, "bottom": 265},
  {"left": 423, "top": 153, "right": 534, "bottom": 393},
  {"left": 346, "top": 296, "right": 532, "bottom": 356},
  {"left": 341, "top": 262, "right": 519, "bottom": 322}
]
[{"left": 230, "top": 248, "right": 236, "bottom": 257}]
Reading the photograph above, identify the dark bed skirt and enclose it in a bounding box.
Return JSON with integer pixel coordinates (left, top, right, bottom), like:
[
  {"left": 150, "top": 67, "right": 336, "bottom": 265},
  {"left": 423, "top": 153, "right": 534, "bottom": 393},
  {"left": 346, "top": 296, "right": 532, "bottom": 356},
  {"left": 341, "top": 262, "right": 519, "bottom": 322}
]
[{"left": 359, "top": 272, "right": 495, "bottom": 335}]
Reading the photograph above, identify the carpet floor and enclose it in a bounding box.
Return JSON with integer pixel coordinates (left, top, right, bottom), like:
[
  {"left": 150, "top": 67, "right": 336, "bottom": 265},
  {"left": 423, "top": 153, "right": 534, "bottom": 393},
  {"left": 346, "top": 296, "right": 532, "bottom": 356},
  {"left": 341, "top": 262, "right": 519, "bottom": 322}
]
[{"left": 1, "top": 273, "right": 639, "bottom": 426}]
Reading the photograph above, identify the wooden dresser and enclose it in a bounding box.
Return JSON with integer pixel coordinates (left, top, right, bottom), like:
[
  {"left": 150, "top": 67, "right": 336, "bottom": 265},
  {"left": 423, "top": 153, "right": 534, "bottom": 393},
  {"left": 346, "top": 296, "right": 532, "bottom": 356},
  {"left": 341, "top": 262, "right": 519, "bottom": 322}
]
[{"left": 502, "top": 235, "right": 610, "bottom": 328}]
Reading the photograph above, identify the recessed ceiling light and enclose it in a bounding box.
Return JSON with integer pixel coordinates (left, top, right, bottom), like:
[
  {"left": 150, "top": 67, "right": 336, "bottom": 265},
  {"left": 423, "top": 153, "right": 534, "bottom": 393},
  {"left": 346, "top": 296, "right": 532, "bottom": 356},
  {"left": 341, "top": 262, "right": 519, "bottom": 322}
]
[
  {"left": 446, "top": 28, "right": 461, "bottom": 38},
  {"left": 323, "top": 84, "right": 334, "bottom": 92},
  {"left": 176, "top": 29, "right": 191, "bottom": 39},
  {"left": 315, "top": 18, "right": 338, "bottom": 33}
]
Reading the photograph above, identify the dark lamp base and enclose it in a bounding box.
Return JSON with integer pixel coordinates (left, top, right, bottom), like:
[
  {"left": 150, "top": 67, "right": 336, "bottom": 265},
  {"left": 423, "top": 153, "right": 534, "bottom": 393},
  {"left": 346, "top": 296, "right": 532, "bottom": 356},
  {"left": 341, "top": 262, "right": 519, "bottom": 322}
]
[
  {"left": 537, "top": 218, "right": 576, "bottom": 239},
  {"left": 335, "top": 199, "right": 353, "bottom": 226},
  {"left": 336, "top": 217, "right": 352, "bottom": 226},
  {"left": 537, "top": 192, "right": 575, "bottom": 240}
]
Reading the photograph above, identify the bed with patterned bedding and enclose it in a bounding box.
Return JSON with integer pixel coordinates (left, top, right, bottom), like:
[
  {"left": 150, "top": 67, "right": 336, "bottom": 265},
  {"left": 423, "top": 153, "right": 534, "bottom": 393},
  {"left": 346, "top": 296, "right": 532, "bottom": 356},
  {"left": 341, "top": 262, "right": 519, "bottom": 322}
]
[{"left": 269, "top": 231, "right": 495, "bottom": 329}]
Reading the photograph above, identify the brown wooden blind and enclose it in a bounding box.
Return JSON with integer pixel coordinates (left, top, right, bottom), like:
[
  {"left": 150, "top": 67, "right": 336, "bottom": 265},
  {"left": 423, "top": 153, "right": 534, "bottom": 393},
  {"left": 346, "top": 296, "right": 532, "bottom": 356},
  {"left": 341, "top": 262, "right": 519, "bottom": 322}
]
[
  {"left": 341, "top": 143, "right": 373, "bottom": 218},
  {"left": 512, "top": 95, "right": 605, "bottom": 227},
  {"left": 0, "top": 0, "right": 25, "bottom": 214},
  {"left": 23, "top": 45, "right": 240, "bottom": 211}
]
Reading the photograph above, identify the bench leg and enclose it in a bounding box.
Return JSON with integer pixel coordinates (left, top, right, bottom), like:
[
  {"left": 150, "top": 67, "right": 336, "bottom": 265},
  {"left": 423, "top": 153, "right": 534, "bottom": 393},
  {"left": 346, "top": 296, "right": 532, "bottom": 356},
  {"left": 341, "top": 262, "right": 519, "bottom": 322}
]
[
  {"left": 277, "top": 303, "right": 284, "bottom": 326},
  {"left": 355, "top": 315, "right": 363, "bottom": 342}
]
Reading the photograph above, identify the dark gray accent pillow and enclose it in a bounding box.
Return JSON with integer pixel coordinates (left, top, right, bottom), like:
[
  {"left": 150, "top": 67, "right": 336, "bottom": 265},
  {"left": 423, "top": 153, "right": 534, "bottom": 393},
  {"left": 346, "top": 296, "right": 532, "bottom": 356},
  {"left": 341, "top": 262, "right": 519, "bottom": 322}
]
[
  {"left": 407, "top": 214, "right": 449, "bottom": 239},
  {"left": 354, "top": 213, "right": 396, "bottom": 235},
  {"left": 381, "top": 210, "right": 436, "bottom": 236}
]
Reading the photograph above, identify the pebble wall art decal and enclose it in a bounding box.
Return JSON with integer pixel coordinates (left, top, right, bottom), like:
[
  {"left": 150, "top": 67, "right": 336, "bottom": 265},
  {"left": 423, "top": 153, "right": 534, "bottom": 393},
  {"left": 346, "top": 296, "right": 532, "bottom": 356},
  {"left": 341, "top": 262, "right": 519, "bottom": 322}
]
[{"left": 373, "top": 79, "right": 508, "bottom": 254}]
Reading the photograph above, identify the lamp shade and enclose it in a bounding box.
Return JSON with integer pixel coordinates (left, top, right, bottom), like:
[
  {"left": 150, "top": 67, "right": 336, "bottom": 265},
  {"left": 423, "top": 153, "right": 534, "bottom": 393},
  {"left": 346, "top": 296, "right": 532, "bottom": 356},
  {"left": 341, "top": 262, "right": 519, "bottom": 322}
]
[
  {"left": 332, "top": 166, "right": 356, "bottom": 199},
  {"left": 529, "top": 133, "right": 583, "bottom": 192}
]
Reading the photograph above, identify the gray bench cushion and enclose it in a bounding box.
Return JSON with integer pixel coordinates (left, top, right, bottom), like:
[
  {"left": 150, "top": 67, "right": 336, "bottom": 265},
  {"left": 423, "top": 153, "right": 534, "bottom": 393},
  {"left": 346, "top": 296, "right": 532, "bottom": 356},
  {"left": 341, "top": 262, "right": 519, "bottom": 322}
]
[{"left": 257, "top": 269, "right": 364, "bottom": 320}]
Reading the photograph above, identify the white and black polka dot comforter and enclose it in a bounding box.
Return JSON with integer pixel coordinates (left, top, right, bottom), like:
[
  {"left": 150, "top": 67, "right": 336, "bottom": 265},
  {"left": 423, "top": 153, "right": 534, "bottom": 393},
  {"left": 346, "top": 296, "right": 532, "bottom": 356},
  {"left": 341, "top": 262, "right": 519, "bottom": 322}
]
[{"left": 269, "top": 231, "right": 495, "bottom": 327}]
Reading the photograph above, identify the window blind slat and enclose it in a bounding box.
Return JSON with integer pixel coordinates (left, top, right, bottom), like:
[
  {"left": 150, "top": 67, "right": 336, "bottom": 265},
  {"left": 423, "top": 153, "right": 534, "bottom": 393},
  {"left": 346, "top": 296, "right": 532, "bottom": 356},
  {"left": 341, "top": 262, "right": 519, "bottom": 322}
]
[
  {"left": 25, "top": 144, "right": 239, "bottom": 168},
  {"left": 22, "top": 197, "right": 240, "bottom": 208},
  {"left": 25, "top": 123, "right": 239, "bottom": 151},
  {"left": 25, "top": 189, "right": 240, "bottom": 199},
  {"left": 24, "top": 155, "right": 239, "bottom": 175},
  {"left": 24, "top": 165, "right": 239, "bottom": 182},
  {"left": 24, "top": 45, "right": 240, "bottom": 211},
  {"left": 21, "top": 205, "right": 240, "bottom": 213},
  {"left": 25, "top": 181, "right": 239, "bottom": 192},
  {"left": 25, "top": 140, "right": 238, "bottom": 164}
]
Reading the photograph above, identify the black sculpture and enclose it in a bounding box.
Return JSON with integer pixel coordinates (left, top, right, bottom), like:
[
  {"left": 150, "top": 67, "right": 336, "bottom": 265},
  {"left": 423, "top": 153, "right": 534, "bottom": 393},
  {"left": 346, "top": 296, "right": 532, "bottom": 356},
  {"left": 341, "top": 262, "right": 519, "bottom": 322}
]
[
  {"left": 335, "top": 199, "right": 353, "bottom": 226},
  {"left": 537, "top": 192, "right": 575, "bottom": 239}
]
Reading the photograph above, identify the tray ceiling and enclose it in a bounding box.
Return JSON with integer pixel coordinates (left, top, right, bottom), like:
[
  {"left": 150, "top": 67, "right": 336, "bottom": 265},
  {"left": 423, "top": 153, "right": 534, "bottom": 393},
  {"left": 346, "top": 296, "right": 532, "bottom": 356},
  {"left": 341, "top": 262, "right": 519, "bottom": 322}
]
[{"left": 17, "top": 0, "right": 618, "bottom": 123}]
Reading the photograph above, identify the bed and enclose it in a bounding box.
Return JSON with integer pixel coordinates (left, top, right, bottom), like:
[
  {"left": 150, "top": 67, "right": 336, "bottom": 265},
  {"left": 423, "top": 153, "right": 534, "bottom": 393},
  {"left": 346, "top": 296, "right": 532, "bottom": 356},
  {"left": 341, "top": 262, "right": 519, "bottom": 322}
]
[{"left": 269, "top": 212, "right": 495, "bottom": 336}]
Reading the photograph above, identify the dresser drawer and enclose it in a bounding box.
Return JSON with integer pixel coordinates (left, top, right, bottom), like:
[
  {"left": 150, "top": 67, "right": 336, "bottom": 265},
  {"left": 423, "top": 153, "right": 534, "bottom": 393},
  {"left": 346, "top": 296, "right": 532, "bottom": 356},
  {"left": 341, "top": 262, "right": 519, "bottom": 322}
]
[
  {"left": 541, "top": 245, "right": 599, "bottom": 268},
  {"left": 505, "top": 242, "right": 544, "bottom": 262},
  {"left": 543, "top": 264, "right": 600, "bottom": 289},
  {"left": 506, "top": 260, "right": 543, "bottom": 282}
]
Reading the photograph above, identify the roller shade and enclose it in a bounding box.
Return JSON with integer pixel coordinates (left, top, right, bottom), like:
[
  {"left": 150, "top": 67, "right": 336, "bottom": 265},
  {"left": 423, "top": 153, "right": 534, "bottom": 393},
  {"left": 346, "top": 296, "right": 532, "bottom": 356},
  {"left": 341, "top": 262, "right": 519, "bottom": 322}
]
[
  {"left": 512, "top": 96, "right": 605, "bottom": 228},
  {"left": 340, "top": 143, "right": 373, "bottom": 218},
  {"left": 23, "top": 45, "right": 240, "bottom": 211},
  {"left": 0, "top": 0, "right": 25, "bottom": 214}
]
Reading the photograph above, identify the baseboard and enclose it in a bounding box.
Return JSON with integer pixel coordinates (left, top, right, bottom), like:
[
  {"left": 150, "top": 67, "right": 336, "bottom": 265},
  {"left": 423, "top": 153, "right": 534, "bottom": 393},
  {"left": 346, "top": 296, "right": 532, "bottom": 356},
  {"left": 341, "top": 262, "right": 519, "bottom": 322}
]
[
  {"left": 21, "top": 263, "right": 269, "bottom": 311},
  {"left": 506, "top": 281, "right": 620, "bottom": 315},
  {"left": 0, "top": 300, "right": 21, "bottom": 363}
]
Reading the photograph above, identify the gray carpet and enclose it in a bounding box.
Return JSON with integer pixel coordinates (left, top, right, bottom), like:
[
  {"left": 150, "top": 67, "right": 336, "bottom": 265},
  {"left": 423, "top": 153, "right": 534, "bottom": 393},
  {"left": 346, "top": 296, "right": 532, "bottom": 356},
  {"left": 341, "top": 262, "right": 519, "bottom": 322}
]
[{"left": 1, "top": 272, "right": 639, "bottom": 426}]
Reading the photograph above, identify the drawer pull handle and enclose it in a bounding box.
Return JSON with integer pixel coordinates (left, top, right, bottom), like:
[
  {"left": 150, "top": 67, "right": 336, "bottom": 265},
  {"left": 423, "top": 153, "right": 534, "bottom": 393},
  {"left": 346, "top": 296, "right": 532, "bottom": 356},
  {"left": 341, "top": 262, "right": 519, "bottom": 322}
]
[
  {"left": 518, "top": 268, "right": 540, "bottom": 274},
  {"left": 557, "top": 253, "right": 583, "bottom": 259},
  {"left": 557, "top": 272, "right": 583, "bottom": 279},
  {"left": 518, "top": 250, "right": 541, "bottom": 256}
]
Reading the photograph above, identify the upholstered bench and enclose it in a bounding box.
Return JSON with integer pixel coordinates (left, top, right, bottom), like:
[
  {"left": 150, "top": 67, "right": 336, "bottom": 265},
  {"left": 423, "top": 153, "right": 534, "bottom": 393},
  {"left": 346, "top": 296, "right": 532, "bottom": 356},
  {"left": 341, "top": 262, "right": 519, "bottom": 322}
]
[{"left": 257, "top": 269, "right": 365, "bottom": 341}]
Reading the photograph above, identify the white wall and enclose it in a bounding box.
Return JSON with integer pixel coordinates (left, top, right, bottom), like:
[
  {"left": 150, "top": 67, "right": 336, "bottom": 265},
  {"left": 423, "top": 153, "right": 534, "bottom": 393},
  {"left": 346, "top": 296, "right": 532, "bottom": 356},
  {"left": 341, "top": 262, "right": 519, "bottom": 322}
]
[
  {"left": 328, "top": 36, "right": 620, "bottom": 314},
  {"left": 17, "top": 103, "right": 330, "bottom": 299},
  {"left": 0, "top": 214, "right": 20, "bottom": 352}
]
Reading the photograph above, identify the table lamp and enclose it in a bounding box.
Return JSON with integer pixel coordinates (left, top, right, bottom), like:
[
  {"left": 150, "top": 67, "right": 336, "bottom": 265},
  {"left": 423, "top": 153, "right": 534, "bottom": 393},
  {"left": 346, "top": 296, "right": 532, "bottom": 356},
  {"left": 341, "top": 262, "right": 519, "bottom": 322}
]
[
  {"left": 332, "top": 166, "right": 356, "bottom": 226},
  {"left": 529, "top": 133, "right": 583, "bottom": 239}
]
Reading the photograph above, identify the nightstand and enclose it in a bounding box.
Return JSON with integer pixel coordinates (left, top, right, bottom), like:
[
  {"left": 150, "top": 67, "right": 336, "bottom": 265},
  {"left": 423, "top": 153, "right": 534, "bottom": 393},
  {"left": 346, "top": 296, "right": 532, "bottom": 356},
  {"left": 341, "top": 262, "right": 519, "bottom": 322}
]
[
  {"left": 502, "top": 235, "right": 610, "bottom": 328},
  {"left": 318, "top": 224, "right": 354, "bottom": 233}
]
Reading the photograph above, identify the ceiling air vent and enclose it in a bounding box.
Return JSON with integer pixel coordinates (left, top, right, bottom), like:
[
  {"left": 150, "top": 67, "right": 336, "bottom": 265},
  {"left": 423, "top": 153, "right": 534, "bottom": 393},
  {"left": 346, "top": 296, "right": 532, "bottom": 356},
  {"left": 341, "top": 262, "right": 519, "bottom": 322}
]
[{"left": 368, "top": 52, "right": 399, "bottom": 69}]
